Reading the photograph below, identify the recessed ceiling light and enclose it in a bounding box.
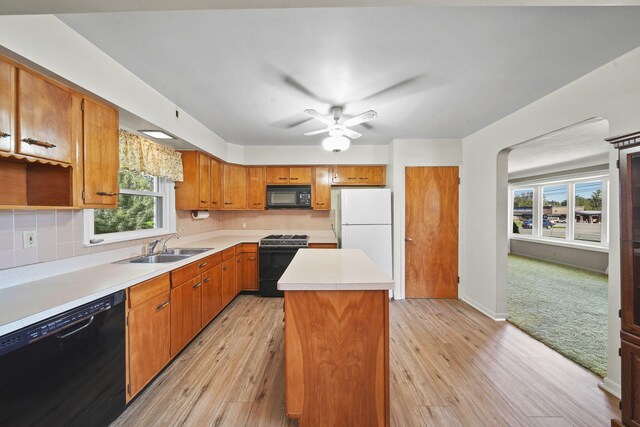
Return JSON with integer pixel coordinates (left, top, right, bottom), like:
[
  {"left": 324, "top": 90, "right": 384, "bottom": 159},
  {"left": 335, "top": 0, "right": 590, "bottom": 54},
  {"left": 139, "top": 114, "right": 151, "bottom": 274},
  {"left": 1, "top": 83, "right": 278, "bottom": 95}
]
[{"left": 139, "top": 130, "right": 176, "bottom": 140}]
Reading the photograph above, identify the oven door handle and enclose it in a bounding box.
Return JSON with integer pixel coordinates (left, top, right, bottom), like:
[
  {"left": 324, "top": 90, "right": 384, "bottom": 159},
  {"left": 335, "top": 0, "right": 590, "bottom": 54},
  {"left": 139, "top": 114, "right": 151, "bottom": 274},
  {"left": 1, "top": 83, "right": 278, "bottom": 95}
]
[{"left": 56, "top": 316, "right": 95, "bottom": 339}]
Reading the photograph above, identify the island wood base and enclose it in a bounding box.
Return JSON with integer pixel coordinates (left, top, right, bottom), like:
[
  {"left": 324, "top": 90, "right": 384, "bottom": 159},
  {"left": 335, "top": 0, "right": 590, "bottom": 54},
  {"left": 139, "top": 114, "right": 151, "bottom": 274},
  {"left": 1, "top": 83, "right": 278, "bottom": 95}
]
[{"left": 284, "top": 290, "right": 390, "bottom": 427}]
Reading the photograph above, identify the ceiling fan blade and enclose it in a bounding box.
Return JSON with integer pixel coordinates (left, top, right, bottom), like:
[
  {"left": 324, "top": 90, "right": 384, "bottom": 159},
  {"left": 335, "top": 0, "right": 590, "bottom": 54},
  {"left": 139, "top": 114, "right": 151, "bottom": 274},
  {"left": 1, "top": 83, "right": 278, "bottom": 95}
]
[
  {"left": 342, "top": 129, "right": 362, "bottom": 139},
  {"left": 304, "top": 109, "right": 333, "bottom": 126},
  {"left": 344, "top": 110, "right": 378, "bottom": 127},
  {"left": 304, "top": 128, "right": 330, "bottom": 136}
]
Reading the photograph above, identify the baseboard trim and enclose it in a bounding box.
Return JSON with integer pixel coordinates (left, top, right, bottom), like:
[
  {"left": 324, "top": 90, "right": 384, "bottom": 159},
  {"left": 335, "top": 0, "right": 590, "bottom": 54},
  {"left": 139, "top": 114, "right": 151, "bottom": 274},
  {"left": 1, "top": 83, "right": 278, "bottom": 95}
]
[
  {"left": 460, "top": 295, "right": 507, "bottom": 321},
  {"left": 599, "top": 377, "right": 621, "bottom": 399}
]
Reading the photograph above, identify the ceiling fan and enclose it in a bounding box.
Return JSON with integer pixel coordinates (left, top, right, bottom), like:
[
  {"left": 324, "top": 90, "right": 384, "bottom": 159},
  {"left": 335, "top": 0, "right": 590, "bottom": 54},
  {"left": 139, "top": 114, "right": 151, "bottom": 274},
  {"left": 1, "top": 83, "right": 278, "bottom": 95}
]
[{"left": 303, "top": 106, "right": 378, "bottom": 152}]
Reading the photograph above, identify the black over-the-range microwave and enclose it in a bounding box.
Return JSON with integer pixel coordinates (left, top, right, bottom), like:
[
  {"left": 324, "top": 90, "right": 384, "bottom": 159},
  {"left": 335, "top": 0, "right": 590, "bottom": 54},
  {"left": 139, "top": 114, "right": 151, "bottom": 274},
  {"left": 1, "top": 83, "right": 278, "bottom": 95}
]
[{"left": 266, "top": 185, "right": 312, "bottom": 209}]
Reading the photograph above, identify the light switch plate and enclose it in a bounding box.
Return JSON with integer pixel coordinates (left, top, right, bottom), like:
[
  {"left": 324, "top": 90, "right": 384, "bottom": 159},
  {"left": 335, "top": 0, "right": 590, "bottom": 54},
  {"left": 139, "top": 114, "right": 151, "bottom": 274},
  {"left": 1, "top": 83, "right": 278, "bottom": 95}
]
[{"left": 23, "top": 230, "right": 37, "bottom": 248}]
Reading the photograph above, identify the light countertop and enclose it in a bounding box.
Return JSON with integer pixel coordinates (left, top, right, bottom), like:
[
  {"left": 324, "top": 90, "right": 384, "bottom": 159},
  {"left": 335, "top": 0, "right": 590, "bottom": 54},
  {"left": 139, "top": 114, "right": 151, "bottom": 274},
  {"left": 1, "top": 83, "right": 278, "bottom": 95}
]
[
  {"left": 277, "top": 249, "right": 394, "bottom": 291},
  {"left": 0, "top": 231, "right": 337, "bottom": 336}
]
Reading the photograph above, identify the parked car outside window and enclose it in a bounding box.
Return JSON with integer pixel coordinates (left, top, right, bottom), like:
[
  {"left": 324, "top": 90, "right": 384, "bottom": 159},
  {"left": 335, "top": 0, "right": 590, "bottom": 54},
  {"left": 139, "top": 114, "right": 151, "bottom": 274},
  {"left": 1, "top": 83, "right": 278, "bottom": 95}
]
[{"left": 521, "top": 219, "right": 554, "bottom": 229}]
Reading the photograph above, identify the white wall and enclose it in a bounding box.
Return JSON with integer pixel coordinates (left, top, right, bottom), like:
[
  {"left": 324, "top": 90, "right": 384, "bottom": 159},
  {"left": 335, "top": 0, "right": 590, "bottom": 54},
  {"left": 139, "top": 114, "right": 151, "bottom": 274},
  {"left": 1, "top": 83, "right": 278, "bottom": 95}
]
[
  {"left": 461, "top": 46, "right": 640, "bottom": 397},
  {"left": 388, "top": 139, "right": 463, "bottom": 299}
]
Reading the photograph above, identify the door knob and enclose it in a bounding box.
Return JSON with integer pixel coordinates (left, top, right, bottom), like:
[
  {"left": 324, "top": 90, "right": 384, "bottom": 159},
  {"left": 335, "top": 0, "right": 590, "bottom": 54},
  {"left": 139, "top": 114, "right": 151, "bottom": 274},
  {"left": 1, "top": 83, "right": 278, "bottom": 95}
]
[{"left": 404, "top": 237, "right": 414, "bottom": 243}]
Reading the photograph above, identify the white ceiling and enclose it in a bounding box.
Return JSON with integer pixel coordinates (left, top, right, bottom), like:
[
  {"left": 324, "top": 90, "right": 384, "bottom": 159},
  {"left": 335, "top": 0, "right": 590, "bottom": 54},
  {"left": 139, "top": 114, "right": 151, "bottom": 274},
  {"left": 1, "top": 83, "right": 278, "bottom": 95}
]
[
  {"left": 508, "top": 118, "right": 610, "bottom": 179},
  {"left": 57, "top": 7, "right": 640, "bottom": 147}
]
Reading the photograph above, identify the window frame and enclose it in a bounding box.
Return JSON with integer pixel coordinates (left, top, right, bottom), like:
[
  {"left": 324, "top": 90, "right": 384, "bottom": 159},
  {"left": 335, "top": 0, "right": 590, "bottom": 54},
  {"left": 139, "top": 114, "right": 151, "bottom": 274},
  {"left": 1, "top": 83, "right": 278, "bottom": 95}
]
[
  {"left": 509, "top": 172, "right": 609, "bottom": 251},
  {"left": 83, "top": 174, "right": 176, "bottom": 247}
]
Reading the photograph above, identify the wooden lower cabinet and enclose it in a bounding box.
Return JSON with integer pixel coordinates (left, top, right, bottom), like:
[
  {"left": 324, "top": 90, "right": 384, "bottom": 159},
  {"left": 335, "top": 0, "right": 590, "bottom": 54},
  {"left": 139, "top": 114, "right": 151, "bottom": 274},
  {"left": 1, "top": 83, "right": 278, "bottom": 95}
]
[
  {"left": 201, "top": 263, "right": 223, "bottom": 327},
  {"left": 621, "top": 337, "right": 640, "bottom": 426},
  {"left": 242, "top": 252, "right": 258, "bottom": 290},
  {"left": 170, "top": 276, "right": 202, "bottom": 357},
  {"left": 222, "top": 250, "right": 236, "bottom": 307},
  {"left": 126, "top": 274, "right": 171, "bottom": 401}
]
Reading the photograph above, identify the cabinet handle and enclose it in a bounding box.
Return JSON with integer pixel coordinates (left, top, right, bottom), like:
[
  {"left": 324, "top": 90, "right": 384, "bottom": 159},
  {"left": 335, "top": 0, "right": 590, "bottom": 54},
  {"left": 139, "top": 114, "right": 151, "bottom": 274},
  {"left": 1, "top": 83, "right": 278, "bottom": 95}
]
[
  {"left": 156, "top": 301, "right": 170, "bottom": 310},
  {"left": 359, "top": 177, "right": 368, "bottom": 180},
  {"left": 97, "top": 191, "right": 118, "bottom": 197},
  {"left": 0, "top": 131, "right": 10, "bottom": 138},
  {"left": 224, "top": 202, "right": 233, "bottom": 205},
  {"left": 248, "top": 257, "right": 256, "bottom": 261},
  {"left": 223, "top": 266, "right": 229, "bottom": 271},
  {"left": 193, "top": 282, "right": 202, "bottom": 289},
  {"left": 252, "top": 203, "right": 262, "bottom": 206},
  {"left": 348, "top": 177, "right": 357, "bottom": 180},
  {"left": 198, "top": 262, "right": 208, "bottom": 268},
  {"left": 278, "top": 177, "right": 287, "bottom": 180},
  {"left": 204, "top": 277, "right": 211, "bottom": 283},
  {"left": 21, "top": 137, "right": 56, "bottom": 149},
  {"left": 211, "top": 201, "right": 218, "bottom": 205},
  {"left": 290, "top": 177, "right": 298, "bottom": 180},
  {"left": 316, "top": 202, "right": 325, "bottom": 206},
  {"left": 201, "top": 200, "right": 208, "bottom": 203}
]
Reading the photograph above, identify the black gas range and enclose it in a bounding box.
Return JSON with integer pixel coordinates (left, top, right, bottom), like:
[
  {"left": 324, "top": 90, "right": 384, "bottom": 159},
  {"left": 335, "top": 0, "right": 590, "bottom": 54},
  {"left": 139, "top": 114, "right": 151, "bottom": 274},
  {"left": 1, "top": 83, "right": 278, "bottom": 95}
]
[{"left": 259, "top": 234, "right": 309, "bottom": 297}]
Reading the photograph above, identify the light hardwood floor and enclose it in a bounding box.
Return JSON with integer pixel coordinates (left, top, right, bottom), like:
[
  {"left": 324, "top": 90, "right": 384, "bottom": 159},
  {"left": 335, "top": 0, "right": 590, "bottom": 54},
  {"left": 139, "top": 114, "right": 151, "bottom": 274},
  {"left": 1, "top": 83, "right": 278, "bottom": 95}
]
[{"left": 113, "top": 296, "right": 620, "bottom": 427}]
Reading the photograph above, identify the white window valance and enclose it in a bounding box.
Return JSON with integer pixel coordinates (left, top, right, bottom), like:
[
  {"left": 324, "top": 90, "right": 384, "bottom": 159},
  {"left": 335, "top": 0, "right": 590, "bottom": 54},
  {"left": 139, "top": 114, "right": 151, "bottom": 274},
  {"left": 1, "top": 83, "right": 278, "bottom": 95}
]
[{"left": 119, "top": 130, "right": 184, "bottom": 182}]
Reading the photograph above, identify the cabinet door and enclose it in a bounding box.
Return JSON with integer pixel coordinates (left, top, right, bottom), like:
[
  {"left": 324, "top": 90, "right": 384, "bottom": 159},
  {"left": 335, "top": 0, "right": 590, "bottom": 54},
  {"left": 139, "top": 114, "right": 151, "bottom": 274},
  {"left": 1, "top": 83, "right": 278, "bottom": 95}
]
[
  {"left": 221, "top": 258, "right": 236, "bottom": 306},
  {"left": 198, "top": 152, "right": 211, "bottom": 209},
  {"left": 223, "top": 164, "right": 247, "bottom": 209},
  {"left": 313, "top": 167, "right": 331, "bottom": 210},
  {"left": 247, "top": 167, "right": 266, "bottom": 210},
  {"left": 201, "top": 264, "right": 222, "bottom": 326},
  {"left": 175, "top": 151, "right": 198, "bottom": 210},
  {"left": 235, "top": 254, "right": 244, "bottom": 296},
  {"left": 82, "top": 98, "right": 119, "bottom": 207},
  {"left": 289, "top": 167, "right": 312, "bottom": 184},
  {"left": 128, "top": 292, "right": 171, "bottom": 400},
  {"left": 266, "top": 167, "right": 289, "bottom": 184},
  {"left": 242, "top": 252, "right": 258, "bottom": 291},
  {"left": 332, "top": 166, "right": 358, "bottom": 185},
  {"left": 621, "top": 339, "right": 640, "bottom": 427},
  {"left": 170, "top": 277, "right": 202, "bottom": 357},
  {"left": 358, "top": 166, "right": 385, "bottom": 185},
  {"left": 17, "top": 69, "right": 73, "bottom": 163},
  {"left": 210, "top": 157, "right": 222, "bottom": 210},
  {"left": 0, "top": 59, "right": 13, "bottom": 153},
  {"left": 621, "top": 149, "right": 640, "bottom": 335}
]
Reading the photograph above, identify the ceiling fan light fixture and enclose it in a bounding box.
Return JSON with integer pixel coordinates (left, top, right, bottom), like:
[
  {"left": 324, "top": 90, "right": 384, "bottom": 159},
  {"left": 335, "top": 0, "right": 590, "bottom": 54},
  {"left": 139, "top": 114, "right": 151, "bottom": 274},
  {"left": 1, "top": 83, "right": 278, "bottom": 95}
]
[
  {"left": 322, "top": 135, "right": 350, "bottom": 152},
  {"left": 328, "top": 128, "right": 343, "bottom": 137}
]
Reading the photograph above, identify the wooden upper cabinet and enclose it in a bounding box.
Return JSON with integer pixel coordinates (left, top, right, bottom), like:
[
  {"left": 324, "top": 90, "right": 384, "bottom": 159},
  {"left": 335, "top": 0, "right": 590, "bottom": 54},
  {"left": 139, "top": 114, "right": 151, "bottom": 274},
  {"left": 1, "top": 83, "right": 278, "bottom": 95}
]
[
  {"left": 266, "top": 166, "right": 312, "bottom": 184},
  {"left": 210, "top": 157, "right": 222, "bottom": 210},
  {"left": 17, "top": 69, "right": 73, "bottom": 164},
  {"left": 332, "top": 165, "right": 386, "bottom": 186},
  {"left": 266, "top": 166, "right": 289, "bottom": 184},
  {"left": 247, "top": 167, "right": 266, "bottom": 210},
  {"left": 0, "top": 59, "right": 13, "bottom": 153},
  {"left": 313, "top": 167, "right": 331, "bottom": 210},
  {"left": 289, "top": 167, "right": 312, "bottom": 184},
  {"left": 197, "top": 152, "right": 211, "bottom": 209},
  {"left": 82, "top": 98, "right": 119, "bottom": 207},
  {"left": 223, "top": 164, "right": 247, "bottom": 209}
]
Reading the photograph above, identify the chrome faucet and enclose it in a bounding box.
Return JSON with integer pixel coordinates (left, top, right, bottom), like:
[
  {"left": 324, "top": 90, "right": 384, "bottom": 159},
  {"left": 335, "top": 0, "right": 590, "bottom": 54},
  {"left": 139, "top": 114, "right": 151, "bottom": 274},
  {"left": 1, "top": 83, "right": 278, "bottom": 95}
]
[
  {"left": 161, "top": 234, "right": 178, "bottom": 253},
  {"left": 148, "top": 239, "right": 161, "bottom": 254}
]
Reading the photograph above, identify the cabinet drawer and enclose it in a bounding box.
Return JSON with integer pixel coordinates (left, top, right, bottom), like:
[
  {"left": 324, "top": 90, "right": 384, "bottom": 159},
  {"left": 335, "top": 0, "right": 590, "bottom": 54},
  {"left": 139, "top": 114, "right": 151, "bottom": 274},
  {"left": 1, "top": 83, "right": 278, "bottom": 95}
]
[
  {"left": 202, "top": 252, "right": 222, "bottom": 267},
  {"left": 222, "top": 247, "right": 235, "bottom": 261},
  {"left": 129, "top": 274, "right": 170, "bottom": 308},
  {"left": 242, "top": 243, "right": 258, "bottom": 253}
]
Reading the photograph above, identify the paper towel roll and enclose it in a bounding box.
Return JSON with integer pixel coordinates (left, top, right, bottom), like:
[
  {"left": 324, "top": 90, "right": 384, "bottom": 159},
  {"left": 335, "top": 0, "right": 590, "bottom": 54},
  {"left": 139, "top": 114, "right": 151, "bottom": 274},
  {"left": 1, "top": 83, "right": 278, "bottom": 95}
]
[{"left": 191, "top": 210, "right": 210, "bottom": 220}]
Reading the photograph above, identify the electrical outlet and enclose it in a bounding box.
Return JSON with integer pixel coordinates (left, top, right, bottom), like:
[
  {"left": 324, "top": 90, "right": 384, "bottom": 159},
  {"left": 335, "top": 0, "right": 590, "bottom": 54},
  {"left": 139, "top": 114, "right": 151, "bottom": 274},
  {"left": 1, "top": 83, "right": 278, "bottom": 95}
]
[
  {"left": 23, "top": 230, "right": 37, "bottom": 248},
  {"left": 242, "top": 222, "right": 247, "bottom": 229}
]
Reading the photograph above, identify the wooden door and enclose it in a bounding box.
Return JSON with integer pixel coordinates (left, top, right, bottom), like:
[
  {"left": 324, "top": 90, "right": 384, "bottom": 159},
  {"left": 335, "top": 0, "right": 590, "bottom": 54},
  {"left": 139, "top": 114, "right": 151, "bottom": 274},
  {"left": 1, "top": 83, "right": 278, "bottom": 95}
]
[
  {"left": 223, "top": 164, "right": 247, "bottom": 209},
  {"left": 17, "top": 69, "right": 73, "bottom": 163},
  {"left": 170, "top": 277, "right": 202, "bottom": 356},
  {"left": 210, "top": 157, "right": 222, "bottom": 210},
  {"left": 221, "top": 258, "right": 235, "bottom": 306},
  {"left": 247, "top": 167, "right": 266, "bottom": 210},
  {"left": 242, "top": 252, "right": 258, "bottom": 290},
  {"left": 201, "top": 264, "right": 222, "bottom": 326},
  {"left": 405, "top": 166, "right": 458, "bottom": 298},
  {"left": 289, "top": 167, "right": 312, "bottom": 184},
  {"left": 82, "top": 98, "right": 119, "bottom": 207},
  {"left": 197, "top": 152, "right": 210, "bottom": 209},
  {"left": 266, "top": 166, "right": 289, "bottom": 184},
  {"left": 313, "top": 167, "right": 331, "bottom": 210},
  {"left": 0, "top": 59, "right": 13, "bottom": 152},
  {"left": 128, "top": 292, "right": 171, "bottom": 399}
]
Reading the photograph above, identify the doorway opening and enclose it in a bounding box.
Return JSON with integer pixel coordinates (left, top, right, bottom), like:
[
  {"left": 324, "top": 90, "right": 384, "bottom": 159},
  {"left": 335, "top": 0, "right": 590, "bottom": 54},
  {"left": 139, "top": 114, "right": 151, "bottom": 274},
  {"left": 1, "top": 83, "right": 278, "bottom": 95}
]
[{"left": 505, "top": 118, "right": 610, "bottom": 376}]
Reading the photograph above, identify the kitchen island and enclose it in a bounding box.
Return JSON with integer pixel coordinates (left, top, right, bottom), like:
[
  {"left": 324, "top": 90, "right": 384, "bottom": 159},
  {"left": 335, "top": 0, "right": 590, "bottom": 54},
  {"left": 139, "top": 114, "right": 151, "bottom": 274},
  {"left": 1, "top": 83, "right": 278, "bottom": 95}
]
[{"left": 278, "top": 248, "right": 394, "bottom": 427}]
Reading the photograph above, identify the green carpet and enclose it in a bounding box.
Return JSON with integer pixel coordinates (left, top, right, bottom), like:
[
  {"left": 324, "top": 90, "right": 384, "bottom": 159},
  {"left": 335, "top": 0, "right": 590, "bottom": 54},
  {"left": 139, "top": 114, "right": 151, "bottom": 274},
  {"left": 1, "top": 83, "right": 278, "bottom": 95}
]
[{"left": 507, "top": 254, "right": 608, "bottom": 377}]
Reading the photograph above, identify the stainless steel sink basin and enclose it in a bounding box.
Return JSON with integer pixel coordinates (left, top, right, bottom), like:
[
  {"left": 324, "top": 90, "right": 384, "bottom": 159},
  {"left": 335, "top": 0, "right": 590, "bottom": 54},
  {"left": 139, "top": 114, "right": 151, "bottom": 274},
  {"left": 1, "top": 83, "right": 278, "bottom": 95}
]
[
  {"left": 128, "top": 254, "right": 191, "bottom": 263},
  {"left": 162, "top": 248, "right": 213, "bottom": 255}
]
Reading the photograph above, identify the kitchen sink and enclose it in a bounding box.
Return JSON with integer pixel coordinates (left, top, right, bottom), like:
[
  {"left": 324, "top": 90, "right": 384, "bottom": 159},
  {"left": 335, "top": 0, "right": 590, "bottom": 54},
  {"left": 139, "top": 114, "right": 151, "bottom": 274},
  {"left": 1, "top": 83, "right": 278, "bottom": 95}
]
[{"left": 117, "top": 248, "right": 213, "bottom": 264}]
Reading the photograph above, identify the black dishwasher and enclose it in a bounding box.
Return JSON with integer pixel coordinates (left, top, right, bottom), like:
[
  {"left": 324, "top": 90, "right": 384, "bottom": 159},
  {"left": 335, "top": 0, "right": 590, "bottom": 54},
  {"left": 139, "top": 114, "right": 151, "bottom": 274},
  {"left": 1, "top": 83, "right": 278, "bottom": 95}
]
[{"left": 0, "top": 290, "right": 126, "bottom": 427}]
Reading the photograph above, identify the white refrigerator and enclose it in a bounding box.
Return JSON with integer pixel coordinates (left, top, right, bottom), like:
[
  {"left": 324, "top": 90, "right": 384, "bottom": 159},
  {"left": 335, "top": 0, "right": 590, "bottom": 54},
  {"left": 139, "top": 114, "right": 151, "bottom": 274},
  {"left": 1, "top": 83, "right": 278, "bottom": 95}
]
[{"left": 333, "top": 188, "right": 393, "bottom": 279}]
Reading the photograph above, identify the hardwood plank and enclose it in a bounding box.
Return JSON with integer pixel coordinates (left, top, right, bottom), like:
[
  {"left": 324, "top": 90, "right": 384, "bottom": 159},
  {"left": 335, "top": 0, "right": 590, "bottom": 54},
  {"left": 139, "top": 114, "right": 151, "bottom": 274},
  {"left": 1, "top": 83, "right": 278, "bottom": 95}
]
[{"left": 113, "top": 296, "right": 619, "bottom": 427}]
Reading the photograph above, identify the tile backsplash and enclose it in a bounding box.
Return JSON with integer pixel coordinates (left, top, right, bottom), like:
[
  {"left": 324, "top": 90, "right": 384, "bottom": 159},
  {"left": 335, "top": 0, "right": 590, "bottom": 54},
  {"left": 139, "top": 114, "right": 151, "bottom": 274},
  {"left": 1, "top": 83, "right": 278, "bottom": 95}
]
[{"left": 0, "top": 208, "right": 331, "bottom": 270}]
